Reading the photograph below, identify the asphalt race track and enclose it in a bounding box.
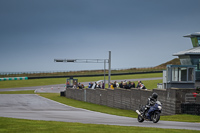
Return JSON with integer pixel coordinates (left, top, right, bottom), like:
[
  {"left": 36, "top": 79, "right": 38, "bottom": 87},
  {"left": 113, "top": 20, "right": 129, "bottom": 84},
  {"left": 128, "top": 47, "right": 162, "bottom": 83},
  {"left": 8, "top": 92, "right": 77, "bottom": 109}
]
[{"left": 0, "top": 94, "right": 200, "bottom": 131}]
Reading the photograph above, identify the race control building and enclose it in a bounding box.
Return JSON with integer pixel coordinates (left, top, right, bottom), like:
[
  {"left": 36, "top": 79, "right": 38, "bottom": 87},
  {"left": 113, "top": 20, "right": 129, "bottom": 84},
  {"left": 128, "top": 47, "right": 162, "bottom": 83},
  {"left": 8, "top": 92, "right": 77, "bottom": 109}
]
[{"left": 173, "top": 32, "right": 200, "bottom": 81}]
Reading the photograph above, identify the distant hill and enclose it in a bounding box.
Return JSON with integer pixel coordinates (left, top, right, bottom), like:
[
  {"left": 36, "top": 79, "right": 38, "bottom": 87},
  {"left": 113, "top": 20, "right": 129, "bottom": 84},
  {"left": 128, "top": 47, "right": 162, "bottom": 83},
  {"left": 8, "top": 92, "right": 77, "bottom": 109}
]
[
  {"left": 155, "top": 58, "right": 181, "bottom": 68},
  {"left": 111, "top": 58, "right": 181, "bottom": 74}
]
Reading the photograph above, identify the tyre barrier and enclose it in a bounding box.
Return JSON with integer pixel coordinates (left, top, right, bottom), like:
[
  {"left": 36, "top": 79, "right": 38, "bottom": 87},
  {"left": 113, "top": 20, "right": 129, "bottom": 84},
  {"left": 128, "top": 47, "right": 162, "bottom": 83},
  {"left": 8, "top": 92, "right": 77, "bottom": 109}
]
[
  {"left": 0, "top": 77, "right": 28, "bottom": 81},
  {"left": 181, "top": 103, "right": 200, "bottom": 115},
  {"left": 60, "top": 91, "right": 66, "bottom": 97}
]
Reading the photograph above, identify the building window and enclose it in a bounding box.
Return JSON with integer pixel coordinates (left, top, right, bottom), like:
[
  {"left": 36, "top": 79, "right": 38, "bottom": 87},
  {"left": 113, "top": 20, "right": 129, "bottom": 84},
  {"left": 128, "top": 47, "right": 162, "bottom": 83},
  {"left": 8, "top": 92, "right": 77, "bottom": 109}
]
[
  {"left": 198, "top": 37, "right": 200, "bottom": 46},
  {"left": 171, "top": 67, "right": 194, "bottom": 82},
  {"left": 172, "top": 67, "right": 179, "bottom": 82},
  {"left": 188, "top": 68, "right": 194, "bottom": 81},
  {"left": 180, "top": 67, "right": 187, "bottom": 81},
  {"left": 198, "top": 59, "right": 200, "bottom": 70},
  {"left": 191, "top": 37, "right": 198, "bottom": 47},
  {"left": 191, "top": 58, "right": 200, "bottom": 70}
]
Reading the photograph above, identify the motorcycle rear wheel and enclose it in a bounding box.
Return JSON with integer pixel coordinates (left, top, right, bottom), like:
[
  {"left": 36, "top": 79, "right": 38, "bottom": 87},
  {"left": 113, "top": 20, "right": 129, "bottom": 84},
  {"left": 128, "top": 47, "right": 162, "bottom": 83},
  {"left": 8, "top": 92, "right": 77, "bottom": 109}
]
[
  {"left": 137, "top": 115, "right": 144, "bottom": 123},
  {"left": 152, "top": 113, "right": 160, "bottom": 123}
]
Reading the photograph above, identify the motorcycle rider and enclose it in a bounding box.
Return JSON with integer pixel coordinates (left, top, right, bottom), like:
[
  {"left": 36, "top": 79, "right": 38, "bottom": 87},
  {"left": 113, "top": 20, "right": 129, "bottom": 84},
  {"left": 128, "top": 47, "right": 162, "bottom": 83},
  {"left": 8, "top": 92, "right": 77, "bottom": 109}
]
[{"left": 146, "top": 92, "right": 158, "bottom": 120}]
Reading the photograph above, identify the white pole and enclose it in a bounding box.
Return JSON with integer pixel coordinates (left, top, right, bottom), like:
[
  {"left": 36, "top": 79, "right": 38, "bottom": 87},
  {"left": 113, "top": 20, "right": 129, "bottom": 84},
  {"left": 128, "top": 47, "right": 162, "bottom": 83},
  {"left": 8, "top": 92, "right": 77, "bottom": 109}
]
[
  {"left": 108, "top": 51, "right": 111, "bottom": 88},
  {"left": 104, "top": 59, "right": 106, "bottom": 89}
]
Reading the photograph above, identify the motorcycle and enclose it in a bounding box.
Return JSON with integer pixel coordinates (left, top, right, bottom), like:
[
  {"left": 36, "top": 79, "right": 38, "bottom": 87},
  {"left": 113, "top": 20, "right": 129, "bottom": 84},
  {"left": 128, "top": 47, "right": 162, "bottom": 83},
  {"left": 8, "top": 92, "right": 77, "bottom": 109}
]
[{"left": 136, "top": 101, "right": 162, "bottom": 123}]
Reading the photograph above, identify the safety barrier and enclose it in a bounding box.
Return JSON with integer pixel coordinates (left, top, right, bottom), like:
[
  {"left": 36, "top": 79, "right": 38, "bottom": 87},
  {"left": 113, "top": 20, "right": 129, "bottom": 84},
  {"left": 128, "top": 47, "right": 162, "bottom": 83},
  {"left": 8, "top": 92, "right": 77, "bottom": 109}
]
[
  {"left": 64, "top": 87, "right": 195, "bottom": 115},
  {"left": 181, "top": 103, "right": 200, "bottom": 115},
  {"left": 0, "top": 77, "right": 28, "bottom": 81}
]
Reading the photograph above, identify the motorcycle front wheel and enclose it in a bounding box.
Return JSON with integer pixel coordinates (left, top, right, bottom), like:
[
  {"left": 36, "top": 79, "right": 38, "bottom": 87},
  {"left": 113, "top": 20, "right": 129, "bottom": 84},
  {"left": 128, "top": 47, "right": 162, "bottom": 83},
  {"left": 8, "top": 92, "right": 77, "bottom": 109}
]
[
  {"left": 137, "top": 115, "right": 144, "bottom": 123},
  {"left": 152, "top": 113, "right": 160, "bottom": 123}
]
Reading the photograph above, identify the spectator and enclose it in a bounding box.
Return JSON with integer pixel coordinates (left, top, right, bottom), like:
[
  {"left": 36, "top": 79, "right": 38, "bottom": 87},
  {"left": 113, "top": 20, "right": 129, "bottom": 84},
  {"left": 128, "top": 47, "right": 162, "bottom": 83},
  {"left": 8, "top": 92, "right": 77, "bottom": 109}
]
[
  {"left": 110, "top": 82, "right": 114, "bottom": 89},
  {"left": 81, "top": 84, "right": 84, "bottom": 89},
  {"left": 130, "top": 82, "right": 135, "bottom": 88},
  {"left": 136, "top": 81, "right": 141, "bottom": 88},
  {"left": 119, "top": 81, "right": 123, "bottom": 88},
  {"left": 96, "top": 83, "right": 99, "bottom": 88},
  {"left": 93, "top": 82, "right": 97, "bottom": 89},
  {"left": 99, "top": 82, "right": 102, "bottom": 88},
  {"left": 89, "top": 82, "right": 93, "bottom": 88},
  {"left": 96, "top": 83, "right": 101, "bottom": 88},
  {"left": 128, "top": 81, "right": 132, "bottom": 88},
  {"left": 140, "top": 83, "right": 146, "bottom": 90},
  {"left": 102, "top": 82, "right": 105, "bottom": 89},
  {"left": 113, "top": 81, "right": 117, "bottom": 88},
  {"left": 78, "top": 83, "right": 82, "bottom": 89},
  {"left": 123, "top": 82, "right": 130, "bottom": 89},
  {"left": 116, "top": 82, "right": 119, "bottom": 88}
]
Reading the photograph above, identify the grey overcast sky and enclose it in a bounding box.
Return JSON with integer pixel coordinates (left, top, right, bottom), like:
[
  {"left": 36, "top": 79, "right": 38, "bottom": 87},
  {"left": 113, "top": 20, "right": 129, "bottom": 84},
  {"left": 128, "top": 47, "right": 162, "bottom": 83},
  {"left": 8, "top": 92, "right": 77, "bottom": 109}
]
[{"left": 0, "top": 0, "right": 200, "bottom": 72}]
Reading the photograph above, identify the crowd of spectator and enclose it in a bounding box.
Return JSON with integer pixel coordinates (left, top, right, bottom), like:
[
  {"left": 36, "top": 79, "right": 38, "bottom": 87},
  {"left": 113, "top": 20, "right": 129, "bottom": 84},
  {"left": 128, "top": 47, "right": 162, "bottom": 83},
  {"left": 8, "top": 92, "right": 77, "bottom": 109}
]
[
  {"left": 110, "top": 80, "right": 146, "bottom": 90},
  {"left": 77, "top": 80, "right": 147, "bottom": 90},
  {"left": 88, "top": 82, "right": 104, "bottom": 89},
  {"left": 78, "top": 83, "right": 85, "bottom": 89}
]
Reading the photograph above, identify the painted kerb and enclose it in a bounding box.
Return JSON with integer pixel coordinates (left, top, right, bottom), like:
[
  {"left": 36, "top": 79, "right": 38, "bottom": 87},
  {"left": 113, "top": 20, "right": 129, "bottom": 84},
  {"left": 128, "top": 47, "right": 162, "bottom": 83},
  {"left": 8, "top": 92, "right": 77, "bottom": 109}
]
[{"left": 0, "top": 77, "right": 28, "bottom": 81}]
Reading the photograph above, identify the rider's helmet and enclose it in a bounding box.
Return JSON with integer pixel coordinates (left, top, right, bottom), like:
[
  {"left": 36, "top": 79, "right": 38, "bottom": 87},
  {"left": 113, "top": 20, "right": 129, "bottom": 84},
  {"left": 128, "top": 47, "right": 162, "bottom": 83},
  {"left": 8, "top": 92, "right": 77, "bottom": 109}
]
[{"left": 152, "top": 92, "right": 158, "bottom": 99}]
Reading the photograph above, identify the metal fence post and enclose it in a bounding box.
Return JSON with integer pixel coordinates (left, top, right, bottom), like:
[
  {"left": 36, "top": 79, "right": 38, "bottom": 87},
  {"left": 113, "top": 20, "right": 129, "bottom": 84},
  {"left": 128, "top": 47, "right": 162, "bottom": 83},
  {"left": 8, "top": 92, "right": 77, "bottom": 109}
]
[{"left": 84, "top": 89, "right": 87, "bottom": 102}]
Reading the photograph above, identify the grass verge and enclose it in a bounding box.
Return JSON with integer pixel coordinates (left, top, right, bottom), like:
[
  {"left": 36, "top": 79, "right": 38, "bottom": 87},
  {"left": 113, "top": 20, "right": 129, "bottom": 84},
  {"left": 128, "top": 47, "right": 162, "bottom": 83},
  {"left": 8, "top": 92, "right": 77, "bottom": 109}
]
[{"left": 1, "top": 116, "right": 198, "bottom": 133}]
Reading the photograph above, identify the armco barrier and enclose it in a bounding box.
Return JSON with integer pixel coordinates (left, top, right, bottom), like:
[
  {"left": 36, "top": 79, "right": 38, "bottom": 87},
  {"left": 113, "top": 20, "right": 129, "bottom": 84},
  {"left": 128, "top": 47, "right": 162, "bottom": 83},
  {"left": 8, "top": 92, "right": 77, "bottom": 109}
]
[
  {"left": 65, "top": 88, "right": 195, "bottom": 115},
  {"left": 27, "top": 71, "right": 162, "bottom": 79},
  {"left": 0, "top": 77, "right": 28, "bottom": 81}
]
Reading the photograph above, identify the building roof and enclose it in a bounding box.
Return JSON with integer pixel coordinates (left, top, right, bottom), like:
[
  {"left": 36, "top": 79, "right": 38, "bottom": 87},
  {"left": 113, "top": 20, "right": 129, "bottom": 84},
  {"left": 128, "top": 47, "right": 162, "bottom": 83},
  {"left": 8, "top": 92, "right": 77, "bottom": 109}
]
[
  {"left": 183, "top": 32, "right": 200, "bottom": 37},
  {"left": 173, "top": 46, "right": 200, "bottom": 56}
]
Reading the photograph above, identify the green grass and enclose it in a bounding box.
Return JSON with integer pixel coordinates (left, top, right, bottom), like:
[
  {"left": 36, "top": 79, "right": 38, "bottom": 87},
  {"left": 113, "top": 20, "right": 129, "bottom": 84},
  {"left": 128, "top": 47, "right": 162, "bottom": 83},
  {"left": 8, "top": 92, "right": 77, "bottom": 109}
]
[
  {"left": 0, "top": 73, "right": 162, "bottom": 89},
  {"left": 161, "top": 114, "right": 200, "bottom": 122},
  {"left": 140, "top": 79, "right": 162, "bottom": 90},
  {"left": 0, "top": 117, "right": 198, "bottom": 133}
]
